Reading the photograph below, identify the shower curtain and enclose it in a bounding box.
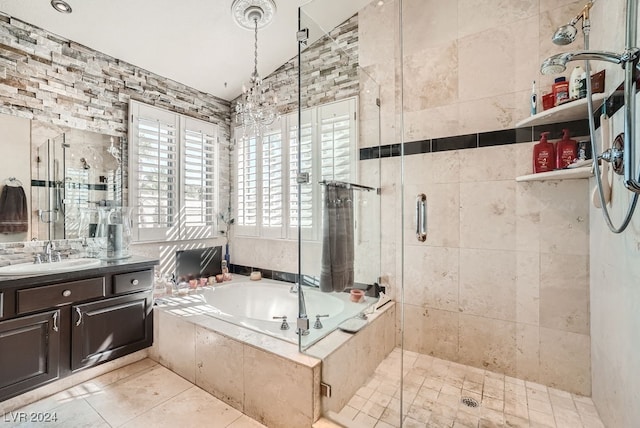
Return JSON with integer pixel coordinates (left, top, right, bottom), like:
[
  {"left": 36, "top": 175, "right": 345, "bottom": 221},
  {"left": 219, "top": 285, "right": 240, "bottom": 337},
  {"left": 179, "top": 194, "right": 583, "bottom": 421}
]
[{"left": 320, "top": 185, "right": 354, "bottom": 292}]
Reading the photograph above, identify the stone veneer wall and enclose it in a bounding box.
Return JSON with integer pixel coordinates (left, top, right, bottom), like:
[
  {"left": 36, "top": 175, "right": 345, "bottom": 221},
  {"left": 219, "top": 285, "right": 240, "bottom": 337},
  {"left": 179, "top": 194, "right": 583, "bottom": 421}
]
[
  {"left": 230, "top": 14, "right": 359, "bottom": 117},
  {"left": 0, "top": 12, "right": 232, "bottom": 261},
  {"left": 358, "top": 0, "right": 593, "bottom": 395},
  {"left": 0, "top": 14, "right": 230, "bottom": 135}
]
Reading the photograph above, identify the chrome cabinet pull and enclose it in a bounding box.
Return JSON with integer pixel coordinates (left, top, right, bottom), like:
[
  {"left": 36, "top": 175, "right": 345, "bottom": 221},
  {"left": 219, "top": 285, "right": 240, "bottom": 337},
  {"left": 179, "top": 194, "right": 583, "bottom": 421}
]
[
  {"left": 416, "top": 193, "right": 427, "bottom": 242},
  {"left": 52, "top": 312, "right": 59, "bottom": 332},
  {"left": 62, "top": 289, "right": 71, "bottom": 297},
  {"left": 75, "top": 307, "right": 83, "bottom": 327},
  {"left": 131, "top": 279, "right": 139, "bottom": 286}
]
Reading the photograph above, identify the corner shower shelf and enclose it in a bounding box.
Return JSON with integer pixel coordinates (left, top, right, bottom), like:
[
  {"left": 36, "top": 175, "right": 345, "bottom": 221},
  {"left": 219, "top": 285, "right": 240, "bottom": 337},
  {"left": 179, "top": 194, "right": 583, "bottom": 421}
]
[
  {"left": 516, "top": 165, "right": 593, "bottom": 182},
  {"left": 516, "top": 93, "right": 606, "bottom": 128}
]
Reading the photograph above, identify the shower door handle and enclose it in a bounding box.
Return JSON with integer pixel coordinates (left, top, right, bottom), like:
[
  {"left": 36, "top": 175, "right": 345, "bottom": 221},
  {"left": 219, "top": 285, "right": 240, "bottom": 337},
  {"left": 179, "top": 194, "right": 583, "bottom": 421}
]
[{"left": 416, "top": 193, "right": 427, "bottom": 242}]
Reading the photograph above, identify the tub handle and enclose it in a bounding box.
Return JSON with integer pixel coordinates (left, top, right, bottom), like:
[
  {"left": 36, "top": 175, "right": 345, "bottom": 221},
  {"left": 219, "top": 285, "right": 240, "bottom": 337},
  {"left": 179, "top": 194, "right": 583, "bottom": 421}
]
[
  {"left": 272, "top": 315, "right": 290, "bottom": 330},
  {"left": 314, "top": 314, "right": 329, "bottom": 329},
  {"left": 416, "top": 193, "right": 427, "bottom": 242}
]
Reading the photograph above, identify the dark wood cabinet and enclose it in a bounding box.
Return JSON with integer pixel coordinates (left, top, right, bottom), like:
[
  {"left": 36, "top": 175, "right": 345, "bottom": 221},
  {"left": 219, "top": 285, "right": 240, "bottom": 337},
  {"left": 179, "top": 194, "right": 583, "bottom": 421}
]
[
  {"left": 0, "top": 265, "right": 155, "bottom": 402},
  {"left": 71, "top": 292, "right": 152, "bottom": 371},
  {"left": 0, "top": 310, "right": 60, "bottom": 400}
]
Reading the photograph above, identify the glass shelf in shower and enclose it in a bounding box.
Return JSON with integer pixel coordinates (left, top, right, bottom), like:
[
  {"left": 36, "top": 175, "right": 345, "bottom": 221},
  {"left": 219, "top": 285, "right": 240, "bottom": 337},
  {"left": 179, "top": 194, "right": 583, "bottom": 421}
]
[
  {"left": 516, "top": 93, "right": 606, "bottom": 128},
  {"left": 516, "top": 165, "right": 593, "bottom": 182}
]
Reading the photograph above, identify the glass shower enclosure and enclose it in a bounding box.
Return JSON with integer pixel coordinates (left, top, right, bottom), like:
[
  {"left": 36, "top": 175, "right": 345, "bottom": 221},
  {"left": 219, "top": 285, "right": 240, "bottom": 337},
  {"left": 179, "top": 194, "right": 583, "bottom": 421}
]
[{"left": 296, "top": 0, "right": 401, "bottom": 426}]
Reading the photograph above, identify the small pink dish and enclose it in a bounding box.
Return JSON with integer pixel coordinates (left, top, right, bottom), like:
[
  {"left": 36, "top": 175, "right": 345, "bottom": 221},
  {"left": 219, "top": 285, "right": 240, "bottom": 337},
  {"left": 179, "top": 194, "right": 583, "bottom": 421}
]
[{"left": 350, "top": 289, "right": 364, "bottom": 303}]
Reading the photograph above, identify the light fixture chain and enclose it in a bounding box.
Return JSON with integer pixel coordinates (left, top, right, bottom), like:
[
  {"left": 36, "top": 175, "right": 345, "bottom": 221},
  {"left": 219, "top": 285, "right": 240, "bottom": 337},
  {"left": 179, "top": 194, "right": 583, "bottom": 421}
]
[{"left": 253, "top": 18, "right": 259, "bottom": 77}]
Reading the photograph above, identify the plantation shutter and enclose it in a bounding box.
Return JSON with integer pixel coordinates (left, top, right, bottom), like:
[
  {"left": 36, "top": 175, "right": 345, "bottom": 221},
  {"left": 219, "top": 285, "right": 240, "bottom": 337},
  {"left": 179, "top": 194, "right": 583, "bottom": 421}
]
[
  {"left": 181, "top": 117, "right": 218, "bottom": 240},
  {"left": 319, "top": 98, "right": 357, "bottom": 183},
  {"left": 236, "top": 134, "right": 258, "bottom": 235},
  {"left": 261, "top": 124, "right": 285, "bottom": 237},
  {"left": 130, "top": 103, "right": 179, "bottom": 241},
  {"left": 234, "top": 97, "right": 357, "bottom": 241},
  {"left": 288, "top": 110, "right": 314, "bottom": 238},
  {"left": 129, "top": 101, "right": 220, "bottom": 242}
]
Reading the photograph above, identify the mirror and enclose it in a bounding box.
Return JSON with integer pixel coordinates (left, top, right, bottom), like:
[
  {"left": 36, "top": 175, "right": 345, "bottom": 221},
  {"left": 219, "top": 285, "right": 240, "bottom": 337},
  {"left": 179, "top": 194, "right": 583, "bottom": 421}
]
[{"left": 0, "top": 113, "right": 124, "bottom": 243}]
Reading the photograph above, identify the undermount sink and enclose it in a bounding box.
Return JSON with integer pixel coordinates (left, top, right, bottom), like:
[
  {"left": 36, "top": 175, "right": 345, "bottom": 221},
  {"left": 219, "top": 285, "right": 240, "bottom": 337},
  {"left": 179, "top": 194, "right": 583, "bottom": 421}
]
[{"left": 0, "top": 258, "right": 102, "bottom": 276}]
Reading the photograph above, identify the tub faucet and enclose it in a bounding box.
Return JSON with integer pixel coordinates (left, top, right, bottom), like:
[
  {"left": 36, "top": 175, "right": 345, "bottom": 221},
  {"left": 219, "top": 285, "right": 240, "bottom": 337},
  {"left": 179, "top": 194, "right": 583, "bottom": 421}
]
[
  {"left": 272, "top": 315, "right": 290, "bottom": 330},
  {"left": 313, "top": 314, "right": 329, "bottom": 329}
]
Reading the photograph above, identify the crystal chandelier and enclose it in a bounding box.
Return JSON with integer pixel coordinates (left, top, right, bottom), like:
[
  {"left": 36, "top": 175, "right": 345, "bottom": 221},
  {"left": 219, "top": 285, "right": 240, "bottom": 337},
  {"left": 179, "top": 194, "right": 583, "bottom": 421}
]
[{"left": 232, "top": 0, "right": 279, "bottom": 134}]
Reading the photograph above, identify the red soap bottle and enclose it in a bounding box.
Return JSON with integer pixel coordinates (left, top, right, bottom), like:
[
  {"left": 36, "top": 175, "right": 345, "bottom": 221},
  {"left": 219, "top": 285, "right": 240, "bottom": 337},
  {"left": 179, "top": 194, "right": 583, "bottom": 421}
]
[
  {"left": 556, "top": 128, "right": 577, "bottom": 169},
  {"left": 533, "top": 132, "right": 555, "bottom": 173}
]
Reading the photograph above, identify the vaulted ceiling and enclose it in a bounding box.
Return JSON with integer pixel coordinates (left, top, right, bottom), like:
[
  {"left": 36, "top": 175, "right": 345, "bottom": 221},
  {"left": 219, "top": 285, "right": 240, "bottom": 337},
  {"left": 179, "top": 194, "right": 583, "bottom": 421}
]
[{"left": 0, "top": 0, "right": 372, "bottom": 101}]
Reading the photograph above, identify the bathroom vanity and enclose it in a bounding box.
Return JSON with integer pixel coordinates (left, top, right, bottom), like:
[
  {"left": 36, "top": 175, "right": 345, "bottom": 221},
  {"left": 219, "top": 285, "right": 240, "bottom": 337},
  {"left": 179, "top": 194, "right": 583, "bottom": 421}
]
[{"left": 0, "top": 256, "right": 157, "bottom": 402}]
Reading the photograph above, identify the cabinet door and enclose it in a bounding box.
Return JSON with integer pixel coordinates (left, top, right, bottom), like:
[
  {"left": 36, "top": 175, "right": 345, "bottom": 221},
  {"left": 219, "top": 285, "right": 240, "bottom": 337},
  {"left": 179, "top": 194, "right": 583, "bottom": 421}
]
[
  {"left": 71, "top": 293, "right": 152, "bottom": 371},
  {"left": 0, "top": 310, "right": 60, "bottom": 401}
]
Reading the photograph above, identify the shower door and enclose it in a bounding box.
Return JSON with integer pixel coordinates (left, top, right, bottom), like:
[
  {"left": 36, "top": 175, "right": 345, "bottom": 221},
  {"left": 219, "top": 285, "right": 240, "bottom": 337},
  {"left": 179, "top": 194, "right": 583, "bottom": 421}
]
[{"left": 297, "top": 1, "right": 400, "bottom": 426}]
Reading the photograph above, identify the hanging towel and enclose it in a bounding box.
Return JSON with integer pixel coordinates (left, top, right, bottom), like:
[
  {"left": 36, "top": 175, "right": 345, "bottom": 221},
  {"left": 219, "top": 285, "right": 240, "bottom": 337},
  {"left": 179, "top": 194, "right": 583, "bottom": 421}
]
[
  {"left": 320, "top": 185, "right": 354, "bottom": 292},
  {"left": 0, "top": 185, "right": 28, "bottom": 233}
]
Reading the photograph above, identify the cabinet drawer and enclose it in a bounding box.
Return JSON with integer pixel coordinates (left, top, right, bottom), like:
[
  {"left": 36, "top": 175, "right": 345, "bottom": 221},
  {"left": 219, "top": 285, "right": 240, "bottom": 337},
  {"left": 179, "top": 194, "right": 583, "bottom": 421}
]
[
  {"left": 17, "top": 278, "right": 105, "bottom": 314},
  {"left": 113, "top": 269, "right": 153, "bottom": 294}
]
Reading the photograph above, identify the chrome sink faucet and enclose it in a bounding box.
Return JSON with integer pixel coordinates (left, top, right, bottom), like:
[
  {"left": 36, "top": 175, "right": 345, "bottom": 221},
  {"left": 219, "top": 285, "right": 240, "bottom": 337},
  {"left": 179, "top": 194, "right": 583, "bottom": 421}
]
[
  {"left": 43, "top": 241, "right": 61, "bottom": 263},
  {"left": 44, "top": 241, "right": 54, "bottom": 263}
]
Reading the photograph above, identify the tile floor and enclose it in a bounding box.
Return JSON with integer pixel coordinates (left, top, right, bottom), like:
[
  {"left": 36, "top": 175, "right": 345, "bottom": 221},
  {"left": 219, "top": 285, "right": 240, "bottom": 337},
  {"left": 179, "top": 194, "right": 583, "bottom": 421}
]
[
  {"left": 333, "top": 348, "right": 606, "bottom": 428},
  {"left": 2, "top": 359, "right": 266, "bottom": 428},
  {"left": 3, "top": 350, "right": 608, "bottom": 428}
]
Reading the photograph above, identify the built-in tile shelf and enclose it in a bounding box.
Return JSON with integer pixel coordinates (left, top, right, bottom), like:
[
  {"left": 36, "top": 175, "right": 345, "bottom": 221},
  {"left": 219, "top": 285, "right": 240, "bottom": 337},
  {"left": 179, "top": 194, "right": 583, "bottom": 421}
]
[
  {"left": 516, "top": 165, "right": 593, "bottom": 182},
  {"left": 516, "top": 93, "right": 606, "bottom": 128}
]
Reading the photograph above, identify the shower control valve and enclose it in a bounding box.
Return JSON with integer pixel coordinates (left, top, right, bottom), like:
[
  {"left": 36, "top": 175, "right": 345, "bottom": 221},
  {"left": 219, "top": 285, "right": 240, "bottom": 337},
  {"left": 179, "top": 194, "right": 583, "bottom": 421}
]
[{"left": 600, "top": 133, "right": 625, "bottom": 175}]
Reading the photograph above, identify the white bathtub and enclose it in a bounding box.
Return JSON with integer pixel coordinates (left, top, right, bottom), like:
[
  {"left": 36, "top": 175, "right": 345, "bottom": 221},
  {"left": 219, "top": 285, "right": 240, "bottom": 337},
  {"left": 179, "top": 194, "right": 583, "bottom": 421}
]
[{"left": 164, "top": 278, "right": 375, "bottom": 347}]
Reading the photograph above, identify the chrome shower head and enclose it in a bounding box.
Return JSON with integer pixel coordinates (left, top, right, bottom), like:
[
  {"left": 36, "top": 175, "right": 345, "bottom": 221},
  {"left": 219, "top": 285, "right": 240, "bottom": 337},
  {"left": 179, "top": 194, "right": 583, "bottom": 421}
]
[
  {"left": 552, "top": 24, "right": 578, "bottom": 45},
  {"left": 541, "top": 55, "right": 568, "bottom": 74},
  {"left": 551, "top": 1, "right": 594, "bottom": 45},
  {"left": 541, "top": 50, "right": 624, "bottom": 75}
]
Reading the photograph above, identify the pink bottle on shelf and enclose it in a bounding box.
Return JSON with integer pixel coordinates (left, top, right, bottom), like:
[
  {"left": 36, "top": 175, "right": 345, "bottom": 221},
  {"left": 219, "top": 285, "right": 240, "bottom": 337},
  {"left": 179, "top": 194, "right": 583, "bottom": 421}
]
[{"left": 533, "top": 132, "right": 556, "bottom": 173}]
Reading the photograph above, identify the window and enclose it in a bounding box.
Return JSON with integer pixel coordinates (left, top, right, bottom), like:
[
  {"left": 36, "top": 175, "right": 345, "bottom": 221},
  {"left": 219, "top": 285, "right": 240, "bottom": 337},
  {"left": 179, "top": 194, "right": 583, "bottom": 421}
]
[
  {"left": 129, "top": 101, "right": 219, "bottom": 242},
  {"left": 235, "top": 97, "right": 358, "bottom": 240}
]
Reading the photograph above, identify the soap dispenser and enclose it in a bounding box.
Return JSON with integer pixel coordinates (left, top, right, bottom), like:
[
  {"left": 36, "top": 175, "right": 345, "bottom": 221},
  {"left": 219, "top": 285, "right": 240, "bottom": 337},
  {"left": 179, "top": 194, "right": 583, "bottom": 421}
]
[
  {"left": 533, "top": 132, "right": 555, "bottom": 173},
  {"left": 556, "top": 128, "right": 578, "bottom": 169}
]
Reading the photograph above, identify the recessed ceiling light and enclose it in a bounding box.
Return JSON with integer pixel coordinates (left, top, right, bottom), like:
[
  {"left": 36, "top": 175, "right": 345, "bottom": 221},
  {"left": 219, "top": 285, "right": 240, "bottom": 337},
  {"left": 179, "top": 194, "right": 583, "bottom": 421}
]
[{"left": 50, "top": 0, "right": 72, "bottom": 14}]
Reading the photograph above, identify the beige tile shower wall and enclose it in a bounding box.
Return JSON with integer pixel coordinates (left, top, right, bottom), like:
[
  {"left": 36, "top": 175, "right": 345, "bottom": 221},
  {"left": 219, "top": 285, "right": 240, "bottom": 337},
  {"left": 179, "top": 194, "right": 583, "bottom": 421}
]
[
  {"left": 588, "top": 1, "right": 640, "bottom": 426},
  {"left": 358, "top": 0, "right": 596, "bottom": 394},
  {"left": 397, "top": 144, "right": 591, "bottom": 395}
]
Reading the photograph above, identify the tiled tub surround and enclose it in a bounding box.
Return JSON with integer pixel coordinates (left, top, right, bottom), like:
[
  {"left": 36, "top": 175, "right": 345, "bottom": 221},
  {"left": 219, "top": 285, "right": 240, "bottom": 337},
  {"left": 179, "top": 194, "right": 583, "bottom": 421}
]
[{"left": 151, "top": 285, "right": 396, "bottom": 428}]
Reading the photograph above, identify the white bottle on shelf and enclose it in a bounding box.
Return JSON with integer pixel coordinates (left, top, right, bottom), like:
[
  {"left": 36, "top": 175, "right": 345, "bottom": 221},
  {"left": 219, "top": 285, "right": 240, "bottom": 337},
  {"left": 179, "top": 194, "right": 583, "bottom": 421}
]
[{"left": 570, "top": 65, "right": 584, "bottom": 99}]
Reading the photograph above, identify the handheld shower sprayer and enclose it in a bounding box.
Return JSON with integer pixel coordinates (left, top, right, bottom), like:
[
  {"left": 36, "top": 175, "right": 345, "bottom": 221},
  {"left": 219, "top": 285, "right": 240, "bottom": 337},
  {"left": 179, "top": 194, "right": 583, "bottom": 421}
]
[
  {"left": 540, "top": 50, "right": 624, "bottom": 75},
  {"left": 539, "top": 0, "right": 640, "bottom": 233}
]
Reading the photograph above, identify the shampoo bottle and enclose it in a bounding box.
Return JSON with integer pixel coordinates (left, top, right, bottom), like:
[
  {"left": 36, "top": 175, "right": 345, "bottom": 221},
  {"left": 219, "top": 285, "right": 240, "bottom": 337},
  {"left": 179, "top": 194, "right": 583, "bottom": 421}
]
[
  {"left": 569, "top": 66, "right": 584, "bottom": 99},
  {"left": 533, "top": 132, "right": 555, "bottom": 173},
  {"left": 553, "top": 77, "right": 569, "bottom": 106},
  {"left": 556, "top": 128, "right": 578, "bottom": 168}
]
